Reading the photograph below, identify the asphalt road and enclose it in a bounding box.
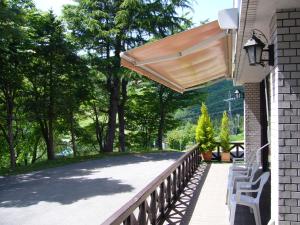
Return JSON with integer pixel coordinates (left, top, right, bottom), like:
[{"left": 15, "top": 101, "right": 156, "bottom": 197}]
[{"left": 0, "top": 152, "right": 183, "bottom": 225}]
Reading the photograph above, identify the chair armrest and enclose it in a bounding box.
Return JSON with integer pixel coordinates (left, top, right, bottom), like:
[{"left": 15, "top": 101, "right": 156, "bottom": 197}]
[
  {"left": 236, "top": 181, "right": 252, "bottom": 191},
  {"left": 232, "top": 176, "right": 250, "bottom": 189},
  {"left": 233, "top": 158, "right": 245, "bottom": 164},
  {"left": 236, "top": 188, "right": 259, "bottom": 201}
]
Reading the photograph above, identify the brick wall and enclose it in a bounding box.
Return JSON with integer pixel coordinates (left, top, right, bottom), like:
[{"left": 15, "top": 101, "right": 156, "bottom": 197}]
[
  {"left": 270, "top": 8, "right": 300, "bottom": 225},
  {"left": 244, "top": 83, "right": 262, "bottom": 162}
]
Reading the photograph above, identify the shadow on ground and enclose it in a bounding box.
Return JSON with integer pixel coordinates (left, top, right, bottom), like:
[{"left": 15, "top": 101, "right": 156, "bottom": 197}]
[
  {"left": 163, "top": 163, "right": 211, "bottom": 225},
  {"left": 163, "top": 164, "right": 271, "bottom": 225},
  {"left": 0, "top": 152, "right": 183, "bottom": 208}
]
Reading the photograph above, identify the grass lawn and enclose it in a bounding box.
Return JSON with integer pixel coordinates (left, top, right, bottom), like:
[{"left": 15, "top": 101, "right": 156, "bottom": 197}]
[{"left": 0, "top": 149, "right": 181, "bottom": 176}]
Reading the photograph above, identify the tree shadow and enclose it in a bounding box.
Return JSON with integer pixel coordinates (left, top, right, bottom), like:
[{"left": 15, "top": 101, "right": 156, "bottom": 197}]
[{"left": 0, "top": 152, "right": 183, "bottom": 208}]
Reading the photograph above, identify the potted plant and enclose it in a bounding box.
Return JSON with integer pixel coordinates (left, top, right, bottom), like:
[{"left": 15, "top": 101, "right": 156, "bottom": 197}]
[
  {"left": 220, "top": 111, "right": 231, "bottom": 162},
  {"left": 195, "top": 103, "right": 216, "bottom": 161}
]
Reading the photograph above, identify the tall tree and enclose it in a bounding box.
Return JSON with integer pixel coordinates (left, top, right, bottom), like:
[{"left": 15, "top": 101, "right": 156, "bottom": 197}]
[
  {"left": 27, "top": 11, "right": 74, "bottom": 160},
  {"left": 0, "top": 0, "right": 34, "bottom": 168},
  {"left": 63, "top": 0, "right": 193, "bottom": 152}
]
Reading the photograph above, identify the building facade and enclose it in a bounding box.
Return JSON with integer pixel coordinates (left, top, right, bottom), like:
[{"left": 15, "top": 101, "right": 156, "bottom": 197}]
[{"left": 232, "top": 1, "right": 300, "bottom": 224}]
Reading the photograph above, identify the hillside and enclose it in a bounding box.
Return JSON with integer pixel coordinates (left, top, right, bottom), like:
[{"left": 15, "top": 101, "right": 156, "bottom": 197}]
[{"left": 176, "top": 79, "right": 244, "bottom": 123}]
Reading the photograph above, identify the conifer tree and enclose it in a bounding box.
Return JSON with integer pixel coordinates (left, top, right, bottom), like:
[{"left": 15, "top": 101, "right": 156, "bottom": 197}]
[
  {"left": 220, "top": 111, "right": 230, "bottom": 152},
  {"left": 195, "top": 103, "right": 215, "bottom": 152}
]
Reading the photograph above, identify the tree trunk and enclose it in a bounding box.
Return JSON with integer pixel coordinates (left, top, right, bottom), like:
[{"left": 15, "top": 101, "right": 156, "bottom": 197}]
[
  {"left": 47, "top": 119, "right": 55, "bottom": 160},
  {"left": 70, "top": 111, "right": 77, "bottom": 157},
  {"left": 104, "top": 76, "right": 119, "bottom": 152},
  {"left": 93, "top": 105, "right": 104, "bottom": 152},
  {"left": 47, "top": 60, "right": 55, "bottom": 160},
  {"left": 31, "top": 136, "right": 40, "bottom": 164},
  {"left": 6, "top": 94, "right": 16, "bottom": 168},
  {"left": 157, "top": 85, "right": 165, "bottom": 150},
  {"left": 118, "top": 78, "right": 127, "bottom": 152}
]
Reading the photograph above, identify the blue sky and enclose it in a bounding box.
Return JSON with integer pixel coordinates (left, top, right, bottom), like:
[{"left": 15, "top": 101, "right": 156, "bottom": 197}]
[{"left": 33, "top": 0, "right": 232, "bottom": 25}]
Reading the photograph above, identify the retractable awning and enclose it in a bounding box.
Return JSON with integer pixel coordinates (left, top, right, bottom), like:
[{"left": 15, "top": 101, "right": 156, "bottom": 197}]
[{"left": 121, "top": 21, "right": 232, "bottom": 93}]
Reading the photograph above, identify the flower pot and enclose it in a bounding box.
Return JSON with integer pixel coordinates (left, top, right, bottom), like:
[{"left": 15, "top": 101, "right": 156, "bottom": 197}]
[
  {"left": 202, "top": 151, "right": 212, "bottom": 161},
  {"left": 221, "top": 152, "right": 231, "bottom": 162}
]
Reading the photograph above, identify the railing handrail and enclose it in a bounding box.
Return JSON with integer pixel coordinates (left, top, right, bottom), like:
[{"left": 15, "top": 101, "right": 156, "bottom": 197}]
[
  {"left": 215, "top": 141, "right": 244, "bottom": 145},
  {"left": 101, "top": 144, "right": 199, "bottom": 225}
]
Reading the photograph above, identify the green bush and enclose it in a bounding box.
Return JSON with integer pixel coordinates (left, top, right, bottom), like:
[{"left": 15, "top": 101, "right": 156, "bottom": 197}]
[
  {"left": 220, "top": 111, "right": 230, "bottom": 152},
  {"left": 195, "top": 103, "right": 215, "bottom": 152},
  {"left": 167, "top": 123, "right": 196, "bottom": 150}
]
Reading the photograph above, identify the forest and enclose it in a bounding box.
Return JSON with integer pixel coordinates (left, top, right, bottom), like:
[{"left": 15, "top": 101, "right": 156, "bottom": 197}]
[{"left": 0, "top": 0, "right": 243, "bottom": 170}]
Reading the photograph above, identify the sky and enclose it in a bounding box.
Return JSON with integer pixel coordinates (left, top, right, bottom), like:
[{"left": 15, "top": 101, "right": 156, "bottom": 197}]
[{"left": 33, "top": 0, "right": 233, "bottom": 25}]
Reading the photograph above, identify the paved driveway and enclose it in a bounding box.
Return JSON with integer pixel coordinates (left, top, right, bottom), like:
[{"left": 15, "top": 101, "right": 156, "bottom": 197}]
[{"left": 0, "top": 152, "right": 183, "bottom": 225}]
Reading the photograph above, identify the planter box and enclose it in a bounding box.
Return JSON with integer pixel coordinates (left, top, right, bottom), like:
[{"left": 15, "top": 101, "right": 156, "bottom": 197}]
[
  {"left": 202, "top": 151, "right": 212, "bottom": 161},
  {"left": 221, "top": 152, "right": 231, "bottom": 162}
]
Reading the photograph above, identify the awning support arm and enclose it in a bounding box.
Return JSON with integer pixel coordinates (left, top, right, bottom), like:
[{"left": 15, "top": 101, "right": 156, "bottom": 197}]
[{"left": 121, "top": 53, "right": 184, "bottom": 92}]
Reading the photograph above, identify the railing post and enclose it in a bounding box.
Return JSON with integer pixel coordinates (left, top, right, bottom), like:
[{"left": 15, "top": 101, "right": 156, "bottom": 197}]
[
  {"left": 172, "top": 170, "right": 177, "bottom": 199},
  {"left": 150, "top": 191, "right": 157, "bottom": 225},
  {"left": 166, "top": 176, "right": 171, "bottom": 207},
  {"left": 138, "top": 201, "right": 146, "bottom": 225},
  {"left": 159, "top": 182, "right": 165, "bottom": 218},
  {"left": 177, "top": 166, "right": 181, "bottom": 192}
]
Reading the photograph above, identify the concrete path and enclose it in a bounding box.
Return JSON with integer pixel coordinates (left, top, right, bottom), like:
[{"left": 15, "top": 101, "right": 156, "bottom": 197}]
[
  {"left": 0, "top": 152, "right": 183, "bottom": 225},
  {"left": 188, "top": 163, "right": 230, "bottom": 225}
]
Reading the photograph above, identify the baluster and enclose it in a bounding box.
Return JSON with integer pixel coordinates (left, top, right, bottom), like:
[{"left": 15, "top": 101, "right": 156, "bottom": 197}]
[
  {"left": 178, "top": 165, "right": 182, "bottom": 192},
  {"left": 166, "top": 176, "right": 171, "bottom": 207},
  {"left": 150, "top": 191, "right": 157, "bottom": 225},
  {"left": 182, "top": 161, "right": 186, "bottom": 186},
  {"left": 186, "top": 157, "right": 190, "bottom": 180},
  {"left": 192, "top": 153, "right": 195, "bottom": 171},
  {"left": 123, "top": 216, "right": 130, "bottom": 225},
  {"left": 159, "top": 182, "right": 165, "bottom": 218},
  {"left": 185, "top": 158, "right": 189, "bottom": 182},
  {"left": 172, "top": 170, "right": 177, "bottom": 199},
  {"left": 197, "top": 148, "right": 200, "bottom": 164},
  {"left": 138, "top": 201, "right": 147, "bottom": 225},
  {"left": 218, "top": 145, "right": 221, "bottom": 161},
  {"left": 124, "top": 214, "right": 136, "bottom": 225},
  {"left": 237, "top": 144, "right": 240, "bottom": 158},
  {"left": 189, "top": 155, "right": 192, "bottom": 177},
  {"left": 192, "top": 151, "right": 196, "bottom": 171},
  {"left": 190, "top": 155, "right": 194, "bottom": 177}
]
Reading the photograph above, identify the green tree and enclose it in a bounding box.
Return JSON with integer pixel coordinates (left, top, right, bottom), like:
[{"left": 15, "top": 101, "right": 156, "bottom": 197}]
[
  {"left": 195, "top": 103, "right": 215, "bottom": 152},
  {"left": 220, "top": 111, "right": 230, "bottom": 152},
  {"left": 26, "top": 11, "right": 75, "bottom": 160},
  {"left": 63, "top": 0, "right": 193, "bottom": 152},
  {"left": 0, "top": 0, "right": 34, "bottom": 168}
]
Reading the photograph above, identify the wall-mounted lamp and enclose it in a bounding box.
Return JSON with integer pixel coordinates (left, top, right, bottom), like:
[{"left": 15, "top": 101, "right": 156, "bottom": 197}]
[
  {"left": 234, "top": 89, "right": 244, "bottom": 99},
  {"left": 243, "top": 29, "right": 274, "bottom": 67}
]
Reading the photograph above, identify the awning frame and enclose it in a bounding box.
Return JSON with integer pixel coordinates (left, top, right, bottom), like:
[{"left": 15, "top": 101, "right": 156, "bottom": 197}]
[{"left": 121, "top": 21, "right": 232, "bottom": 93}]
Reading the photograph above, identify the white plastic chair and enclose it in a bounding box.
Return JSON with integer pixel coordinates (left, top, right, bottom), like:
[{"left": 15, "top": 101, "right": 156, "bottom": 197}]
[
  {"left": 230, "top": 143, "right": 269, "bottom": 172},
  {"left": 229, "top": 172, "right": 270, "bottom": 225},
  {"left": 227, "top": 162, "right": 260, "bottom": 205}
]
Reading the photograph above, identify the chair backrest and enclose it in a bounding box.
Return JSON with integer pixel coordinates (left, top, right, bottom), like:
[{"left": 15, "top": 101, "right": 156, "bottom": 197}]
[
  {"left": 255, "top": 143, "right": 270, "bottom": 165},
  {"left": 249, "top": 163, "right": 260, "bottom": 182},
  {"left": 254, "top": 172, "right": 270, "bottom": 202}
]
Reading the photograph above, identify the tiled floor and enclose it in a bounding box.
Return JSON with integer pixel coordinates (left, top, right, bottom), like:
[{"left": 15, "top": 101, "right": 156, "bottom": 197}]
[{"left": 164, "top": 163, "right": 271, "bottom": 225}]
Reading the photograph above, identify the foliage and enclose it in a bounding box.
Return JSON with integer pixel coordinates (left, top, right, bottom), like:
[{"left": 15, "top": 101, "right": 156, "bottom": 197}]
[
  {"left": 220, "top": 111, "right": 230, "bottom": 152},
  {"left": 195, "top": 103, "right": 215, "bottom": 152},
  {"left": 166, "top": 123, "right": 196, "bottom": 150},
  {"left": 0, "top": 0, "right": 201, "bottom": 170}
]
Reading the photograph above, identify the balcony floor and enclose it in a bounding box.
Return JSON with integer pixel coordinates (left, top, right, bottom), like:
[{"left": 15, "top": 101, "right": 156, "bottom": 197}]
[{"left": 164, "top": 163, "right": 270, "bottom": 225}]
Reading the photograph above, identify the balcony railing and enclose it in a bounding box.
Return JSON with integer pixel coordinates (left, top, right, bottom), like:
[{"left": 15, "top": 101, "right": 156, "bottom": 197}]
[
  {"left": 212, "top": 141, "right": 244, "bottom": 161},
  {"left": 101, "top": 145, "right": 200, "bottom": 225}
]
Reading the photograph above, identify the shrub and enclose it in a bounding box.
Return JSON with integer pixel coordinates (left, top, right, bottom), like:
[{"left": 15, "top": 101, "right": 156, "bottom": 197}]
[
  {"left": 220, "top": 111, "right": 231, "bottom": 152},
  {"left": 195, "top": 103, "right": 215, "bottom": 152}
]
